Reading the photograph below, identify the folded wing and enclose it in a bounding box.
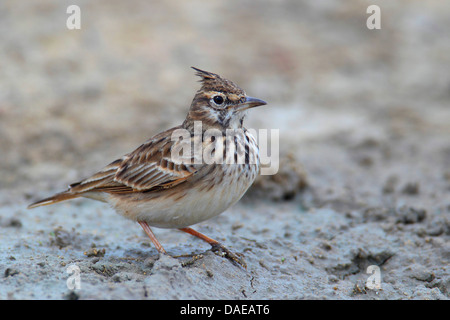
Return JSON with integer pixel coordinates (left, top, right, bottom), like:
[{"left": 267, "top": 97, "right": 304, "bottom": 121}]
[{"left": 70, "top": 127, "right": 197, "bottom": 194}]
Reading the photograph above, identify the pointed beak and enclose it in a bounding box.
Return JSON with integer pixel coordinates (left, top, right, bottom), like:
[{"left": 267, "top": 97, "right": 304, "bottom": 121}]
[{"left": 232, "top": 96, "right": 267, "bottom": 112}]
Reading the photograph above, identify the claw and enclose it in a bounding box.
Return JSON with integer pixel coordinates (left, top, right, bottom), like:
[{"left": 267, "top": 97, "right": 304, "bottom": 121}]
[
  {"left": 178, "top": 227, "right": 247, "bottom": 269},
  {"left": 211, "top": 243, "right": 247, "bottom": 269}
]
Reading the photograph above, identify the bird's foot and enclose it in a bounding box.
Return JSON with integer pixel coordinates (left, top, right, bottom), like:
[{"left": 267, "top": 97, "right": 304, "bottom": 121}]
[{"left": 210, "top": 242, "right": 247, "bottom": 269}]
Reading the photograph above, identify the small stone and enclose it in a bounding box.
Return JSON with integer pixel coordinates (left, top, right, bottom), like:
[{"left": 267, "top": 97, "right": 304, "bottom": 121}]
[
  {"left": 231, "top": 222, "right": 244, "bottom": 230},
  {"left": 84, "top": 248, "right": 106, "bottom": 257},
  {"left": 402, "top": 182, "right": 420, "bottom": 195},
  {"left": 4, "top": 268, "right": 20, "bottom": 277},
  {"left": 144, "top": 256, "right": 158, "bottom": 268},
  {"left": 410, "top": 266, "right": 435, "bottom": 282},
  {"left": 396, "top": 206, "right": 426, "bottom": 224},
  {"left": 1, "top": 217, "right": 22, "bottom": 228}
]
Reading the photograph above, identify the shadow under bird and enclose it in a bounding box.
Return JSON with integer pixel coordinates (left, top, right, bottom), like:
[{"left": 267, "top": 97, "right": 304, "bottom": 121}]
[{"left": 28, "top": 67, "right": 267, "bottom": 268}]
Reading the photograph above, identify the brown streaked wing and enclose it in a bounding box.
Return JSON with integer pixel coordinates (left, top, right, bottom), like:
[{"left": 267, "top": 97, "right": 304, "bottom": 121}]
[
  {"left": 68, "top": 158, "right": 130, "bottom": 193},
  {"left": 114, "top": 127, "right": 197, "bottom": 191}
]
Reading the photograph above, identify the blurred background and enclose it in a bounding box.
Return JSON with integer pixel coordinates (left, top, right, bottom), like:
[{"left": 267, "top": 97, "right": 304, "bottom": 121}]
[
  {"left": 0, "top": 0, "right": 449, "bottom": 208},
  {"left": 1, "top": 0, "right": 449, "bottom": 300}
]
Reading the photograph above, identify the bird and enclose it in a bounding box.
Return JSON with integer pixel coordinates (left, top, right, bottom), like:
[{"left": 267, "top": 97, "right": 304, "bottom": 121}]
[{"left": 28, "top": 67, "right": 267, "bottom": 268}]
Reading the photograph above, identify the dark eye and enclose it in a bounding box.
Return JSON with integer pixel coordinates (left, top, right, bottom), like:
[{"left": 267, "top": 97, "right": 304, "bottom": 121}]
[{"left": 213, "top": 95, "right": 224, "bottom": 105}]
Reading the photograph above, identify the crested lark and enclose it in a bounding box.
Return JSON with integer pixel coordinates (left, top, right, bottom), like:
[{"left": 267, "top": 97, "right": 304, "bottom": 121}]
[{"left": 28, "top": 67, "right": 267, "bottom": 268}]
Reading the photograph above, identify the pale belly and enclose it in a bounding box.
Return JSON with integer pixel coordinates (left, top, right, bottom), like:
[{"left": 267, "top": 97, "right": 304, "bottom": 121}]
[{"left": 106, "top": 164, "right": 258, "bottom": 228}]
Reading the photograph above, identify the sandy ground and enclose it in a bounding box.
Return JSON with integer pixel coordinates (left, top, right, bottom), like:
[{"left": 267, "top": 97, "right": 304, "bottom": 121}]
[{"left": 0, "top": 0, "right": 449, "bottom": 299}]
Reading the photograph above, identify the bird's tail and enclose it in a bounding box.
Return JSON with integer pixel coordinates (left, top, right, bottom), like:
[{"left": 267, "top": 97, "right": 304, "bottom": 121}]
[{"left": 27, "top": 191, "right": 80, "bottom": 209}]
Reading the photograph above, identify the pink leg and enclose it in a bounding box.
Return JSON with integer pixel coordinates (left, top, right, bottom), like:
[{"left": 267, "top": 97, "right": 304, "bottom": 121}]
[
  {"left": 138, "top": 221, "right": 166, "bottom": 254},
  {"left": 179, "top": 227, "right": 246, "bottom": 269},
  {"left": 179, "top": 227, "right": 220, "bottom": 246}
]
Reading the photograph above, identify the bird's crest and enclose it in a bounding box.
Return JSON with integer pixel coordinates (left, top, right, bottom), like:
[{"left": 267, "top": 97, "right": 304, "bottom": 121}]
[{"left": 191, "top": 67, "right": 245, "bottom": 95}]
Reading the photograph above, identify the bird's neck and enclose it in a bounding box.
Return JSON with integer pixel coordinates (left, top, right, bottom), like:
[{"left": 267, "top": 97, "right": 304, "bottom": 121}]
[{"left": 182, "top": 113, "right": 246, "bottom": 134}]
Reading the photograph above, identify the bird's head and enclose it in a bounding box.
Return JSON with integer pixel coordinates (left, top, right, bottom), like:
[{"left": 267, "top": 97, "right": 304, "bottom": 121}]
[{"left": 184, "top": 67, "right": 267, "bottom": 131}]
